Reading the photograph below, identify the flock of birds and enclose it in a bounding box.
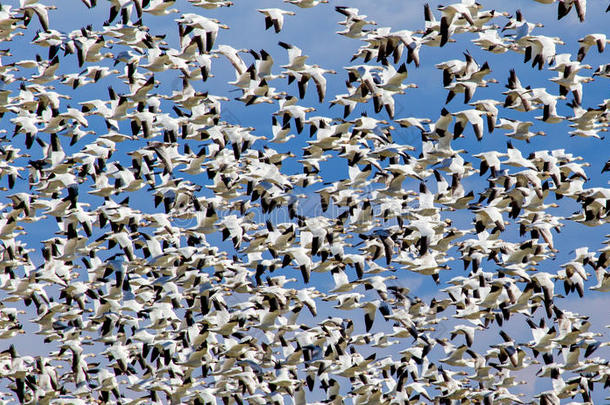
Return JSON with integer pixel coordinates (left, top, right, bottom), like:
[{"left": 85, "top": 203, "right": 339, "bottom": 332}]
[{"left": 0, "top": 0, "right": 608, "bottom": 404}]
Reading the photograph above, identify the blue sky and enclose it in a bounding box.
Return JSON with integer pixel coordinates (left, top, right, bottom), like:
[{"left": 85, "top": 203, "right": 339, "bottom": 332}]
[{"left": 0, "top": 0, "right": 609, "bottom": 403}]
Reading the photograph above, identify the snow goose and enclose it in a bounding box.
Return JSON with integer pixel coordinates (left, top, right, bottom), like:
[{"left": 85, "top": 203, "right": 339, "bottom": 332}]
[
  {"left": 502, "top": 9, "right": 544, "bottom": 41},
  {"left": 473, "top": 151, "right": 506, "bottom": 177},
  {"left": 176, "top": 15, "right": 228, "bottom": 53},
  {"left": 496, "top": 118, "right": 545, "bottom": 143},
  {"left": 451, "top": 109, "right": 487, "bottom": 141},
  {"left": 590, "top": 267, "right": 610, "bottom": 292},
  {"left": 436, "top": 52, "right": 478, "bottom": 86},
  {"left": 469, "top": 99, "right": 501, "bottom": 132},
  {"left": 284, "top": 0, "right": 328, "bottom": 8},
  {"left": 394, "top": 116, "right": 431, "bottom": 133},
  {"left": 437, "top": 2, "right": 480, "bottom": 47},
  {"left": 472, "top": 28, "right": 509, "bottom": 53},
  {"left": 19, "top": 3, "right": 56, "bottom": 32},
  {"left": 296, "top": 64, "right": 336, "bottom": 102},
  {"left": 558, "top": 0, "right": 587, "bottom": 22},
  {"left": 593, "top": 63, "right": 610, "bottom": 78},
  {"left": 335, "top": 7, "right": 377, "bottom": 39},
  {"left": 274, "top": 104, "right": 315, "bottom": 134},
  {"left": 502, "top": 142, "right": 537, "bottom": 170},
  {"left": 278, "top": 41, "right": 308, "bottom": 72},
  {"left": 282, "top": 246, "right": 313, "bottom": 283},
  {"left": 142, "top": 0, "right": 178, "bottom": 16},
  {"left": 523, "top": 35, "right": 564, "bottom": 70},
  {"left": 549, "top": 74, "right": 593, "bottom": 106},
  {"left": 577, "top": 33, "right": 608, "bottom": 61},
  {"left": 445, "top": 78, "right": 491, "bottom": 104},
  {"left": 189, "top": 0, "right": 233, "bottom": 8},
  {"left": 257, "top": 8, "right": 295, "bottom": 33}
]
